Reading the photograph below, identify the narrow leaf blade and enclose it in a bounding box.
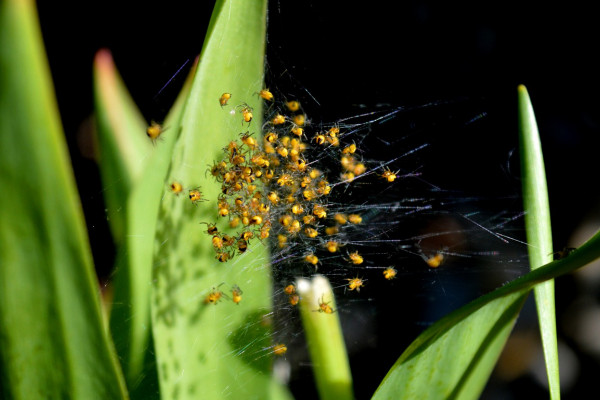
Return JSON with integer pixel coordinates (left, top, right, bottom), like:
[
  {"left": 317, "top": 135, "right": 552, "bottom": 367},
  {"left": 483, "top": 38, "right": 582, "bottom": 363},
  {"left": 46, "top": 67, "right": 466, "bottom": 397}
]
[
  {"left": 93, "top": 49, "right": 151, "bottom": 244},
  {"left": 518, "top": 84, "right": 560, "bottom": 399},
  {"left": 297, "top": 276, "right": 354, "bottom": 400}
]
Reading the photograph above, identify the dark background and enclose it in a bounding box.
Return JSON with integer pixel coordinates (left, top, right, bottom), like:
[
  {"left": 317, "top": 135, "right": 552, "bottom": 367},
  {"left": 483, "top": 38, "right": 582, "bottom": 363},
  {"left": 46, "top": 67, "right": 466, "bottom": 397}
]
[{"left": 37, "top": 1, "right": 600, "bottom": 399}]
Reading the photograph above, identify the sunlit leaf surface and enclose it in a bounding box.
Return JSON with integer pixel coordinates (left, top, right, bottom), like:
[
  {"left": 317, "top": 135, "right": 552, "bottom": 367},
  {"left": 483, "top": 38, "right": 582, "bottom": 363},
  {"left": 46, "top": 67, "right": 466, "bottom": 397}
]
[{"left": 150, "top": 1, "right": 290, "bottom": 399}]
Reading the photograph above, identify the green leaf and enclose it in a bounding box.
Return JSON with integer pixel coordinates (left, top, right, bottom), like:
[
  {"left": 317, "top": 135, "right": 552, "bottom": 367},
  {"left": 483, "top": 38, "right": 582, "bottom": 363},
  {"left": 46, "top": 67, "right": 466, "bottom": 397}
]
[
  {"left": 150, "top": 1, "right": 291, "bottom": 399},
  {"left": 372, "top": 228, "right": 600, "bottom": 399},
  {"left": 119, "top": 59, "right": 196, "bottom": 400},
  {"left": 371, "top": 86, "right": 566, "bottom": 399},
  {"left": 93, "top": 49, "right": 151, "bottom": 244},
  {"left": 297, "top": 276, "right": 354, "bottom": 400},
  {"left": 94, "top": 50, "right": 197, "bottom": 396},
  {"left": 518, "top": 84, "right": 560, "bottom": 398},
  {"left": 0, "top": 0, "right": 127, "bottom": 398}
]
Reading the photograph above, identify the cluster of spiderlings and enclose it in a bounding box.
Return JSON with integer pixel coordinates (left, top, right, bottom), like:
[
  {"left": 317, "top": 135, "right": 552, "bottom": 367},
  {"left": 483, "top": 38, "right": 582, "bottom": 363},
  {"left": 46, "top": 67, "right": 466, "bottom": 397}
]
[
  {"left": 206, "top": 88, "right": 379, "bottom": 280},
  {"left": 205, "top": 133, "right": 273, "bottom": 262},
  {"left": 154, "top": 89, "right": 427, "bottom": 297}
]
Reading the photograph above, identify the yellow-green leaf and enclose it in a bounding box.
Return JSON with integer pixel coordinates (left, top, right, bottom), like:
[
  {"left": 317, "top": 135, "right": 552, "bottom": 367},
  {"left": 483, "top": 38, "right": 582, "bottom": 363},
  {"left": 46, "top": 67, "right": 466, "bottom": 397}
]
[{"left": 150, "top": 1, "right": 290, "bottom": 399}]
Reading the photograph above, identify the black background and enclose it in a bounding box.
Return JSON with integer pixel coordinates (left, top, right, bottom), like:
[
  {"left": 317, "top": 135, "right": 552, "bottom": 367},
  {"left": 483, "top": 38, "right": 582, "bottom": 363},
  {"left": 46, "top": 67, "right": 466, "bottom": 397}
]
[{"left": 37, "top": 1, "right": 600, "bottom": 399}]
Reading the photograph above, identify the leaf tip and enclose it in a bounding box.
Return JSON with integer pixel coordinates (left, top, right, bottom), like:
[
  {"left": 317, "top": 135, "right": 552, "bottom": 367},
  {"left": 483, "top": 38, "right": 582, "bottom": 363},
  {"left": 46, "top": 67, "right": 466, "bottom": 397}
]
[
  {"left": 518, "top": 84, "right": 530, "bottom": 97},
  {"left": 94, "top": 48, "right": 114, "bottom": 70}
]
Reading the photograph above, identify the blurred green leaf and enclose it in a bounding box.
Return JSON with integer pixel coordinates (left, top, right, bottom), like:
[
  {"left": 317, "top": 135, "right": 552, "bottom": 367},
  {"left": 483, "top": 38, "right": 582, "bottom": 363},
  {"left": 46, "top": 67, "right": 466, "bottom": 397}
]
[
  {"left": 0, "top": 0, "right": 127, "bottom": 398},
  {"left": 93, "top": 49, "right": 151, "bottom": 244},
  {"left": 297, "top": 276, "right": 354, "bottom": 400},
  {"left": 518, "top": 84, "right": 560, "bottom": 399},
  {"left": 94, "top": 49, "right": 197, "bottom": 397},
  {"left": 372, "top": 227, "right": 600, "bottom": 399},
  {"left": 150, "top": 1, "right": 291, "bottom": 399}
]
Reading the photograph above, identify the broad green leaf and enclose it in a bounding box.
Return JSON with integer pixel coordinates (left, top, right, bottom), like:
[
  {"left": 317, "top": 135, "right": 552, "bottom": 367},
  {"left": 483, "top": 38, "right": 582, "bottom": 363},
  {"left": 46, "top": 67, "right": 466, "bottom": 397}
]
[
  {"left": 93, "top": 49, "right": 151, "bottom": 244},
  {"left": 0, "top": 0, "right": 127, "bottom": 398},
  {"left": 150, "top": 1, "right": 290, "bottom": 399},
  {"left": 518, "top": 84, "right": 560, "bottom": 398},
  {"left": 297, "top": 276, "right": 354, "bottom": 400},
  {"left": 94, "top": 50, "right": 197, "bottom": 396},
  {"left": 372, "top": 228, "right": 600, "bottom": 399}
]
